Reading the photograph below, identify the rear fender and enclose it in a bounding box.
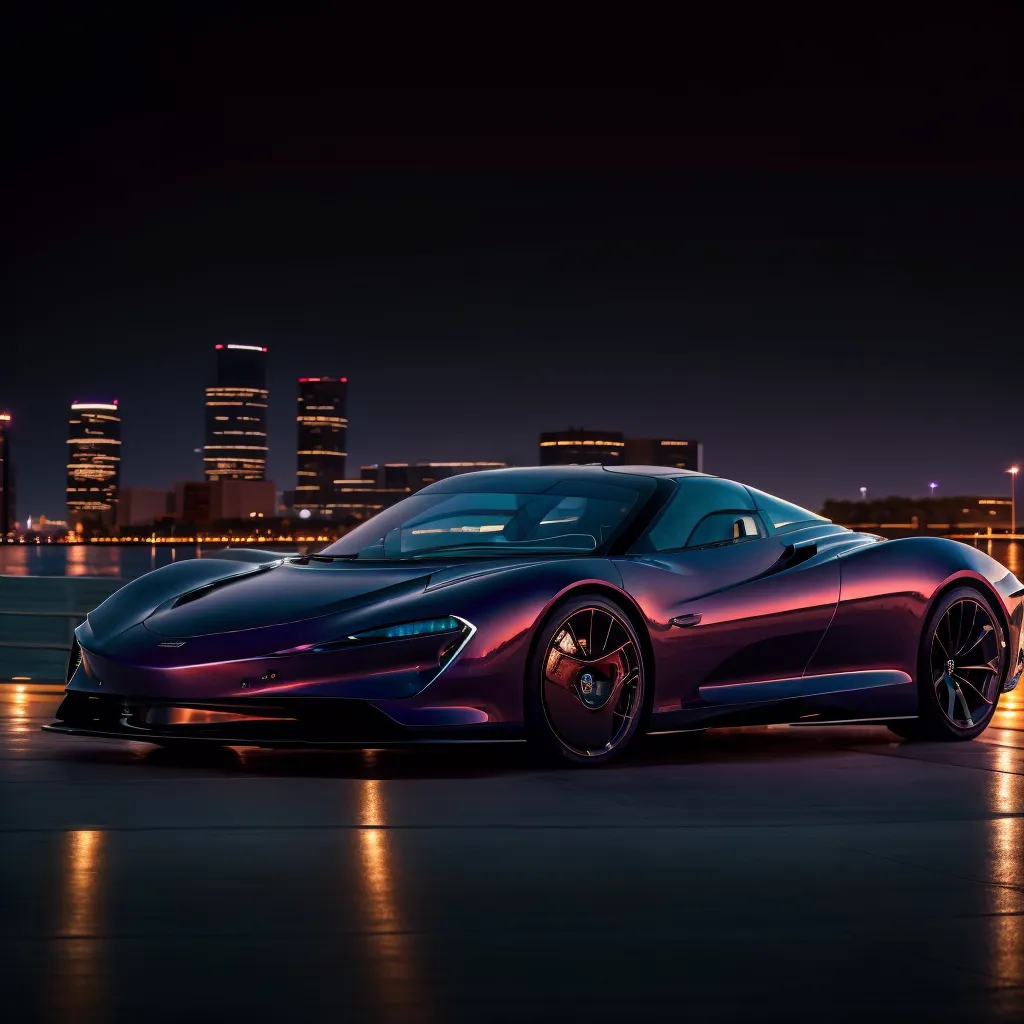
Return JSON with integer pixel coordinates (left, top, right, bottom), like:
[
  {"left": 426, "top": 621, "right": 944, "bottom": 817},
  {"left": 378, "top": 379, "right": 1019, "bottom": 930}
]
[{"left": 806, "top": 536, "right": 1022, "bottom": 687}]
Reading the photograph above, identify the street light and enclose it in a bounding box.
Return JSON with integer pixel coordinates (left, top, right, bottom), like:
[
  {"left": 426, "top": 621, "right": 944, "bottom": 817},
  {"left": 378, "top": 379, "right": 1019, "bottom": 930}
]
[
  {"left": 1008, "top": 466, "right": 1020, "bottom": 535},
  {"left": 859, "top": 486, "right": 867, "bottom": 501},
  {"left": 929, "top": 482, "right": 937, "bottom": 497}
]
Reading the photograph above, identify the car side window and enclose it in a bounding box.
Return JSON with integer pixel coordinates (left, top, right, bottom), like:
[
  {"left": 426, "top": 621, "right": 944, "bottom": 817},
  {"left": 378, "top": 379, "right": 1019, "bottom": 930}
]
[
  {"left": 686, "top": 511, "right": 766, "bottom": 548},
  {"left": 634, "top": 479, "right": 755, "bottom": 553},
  {"left": 745, "top": 487, "right": 828, "bottom": 529}
]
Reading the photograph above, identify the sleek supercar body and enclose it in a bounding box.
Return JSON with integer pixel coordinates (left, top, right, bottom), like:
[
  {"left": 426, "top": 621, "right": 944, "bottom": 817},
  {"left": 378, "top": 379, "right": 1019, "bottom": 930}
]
[{"left": 47, "top": 466, "right": 1024, "bottom": 764}]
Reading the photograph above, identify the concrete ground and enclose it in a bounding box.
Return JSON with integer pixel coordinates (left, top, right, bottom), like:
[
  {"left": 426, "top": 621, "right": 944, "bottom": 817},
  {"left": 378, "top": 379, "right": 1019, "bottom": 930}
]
[{"left": 2, "top": 685, "right": 1022, "bottom": 1023}]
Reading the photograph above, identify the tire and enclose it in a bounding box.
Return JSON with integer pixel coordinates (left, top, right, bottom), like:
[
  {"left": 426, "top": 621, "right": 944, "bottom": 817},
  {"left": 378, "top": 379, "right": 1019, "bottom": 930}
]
[
  {"left": 525, "top": 594, "right": 650, "bottom": 766},
  {"left": 892, "top": 586, "right": 1007, "bottom": 741}
]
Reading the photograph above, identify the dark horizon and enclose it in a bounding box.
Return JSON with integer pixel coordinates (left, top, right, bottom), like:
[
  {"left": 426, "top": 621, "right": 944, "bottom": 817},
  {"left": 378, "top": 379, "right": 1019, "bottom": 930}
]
[{"left": 5, "top": 18, "right": 1023, "bottom": 519}]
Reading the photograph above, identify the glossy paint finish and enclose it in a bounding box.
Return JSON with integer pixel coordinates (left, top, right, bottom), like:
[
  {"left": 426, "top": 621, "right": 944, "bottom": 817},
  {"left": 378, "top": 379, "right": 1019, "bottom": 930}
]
[{"left": 46, "top": 466, "right": 1024, "bottom": 747}]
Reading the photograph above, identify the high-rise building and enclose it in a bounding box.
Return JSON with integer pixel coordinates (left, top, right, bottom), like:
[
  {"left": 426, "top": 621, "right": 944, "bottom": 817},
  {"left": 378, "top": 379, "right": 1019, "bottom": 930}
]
[
  {"left": 296, "top": 376, "right": 348, "bottom": 513},
  {"left": 360, "top": 462, "right": 507, "bottom": 491},
  {"left": 66, "top": 401, "right": 121, "bottom": 523},
  {"left": 173, "top": 479, "right": 277, "bottom": 523},
  {"left": 203, "top": 344, "right": 269, "bottom": 481},
  {"left": 0, "top": 412, "right": 13, "bottom": 540},
  {"left": 539, "top": 430, "right": 625, "bottom": 466},
  {"left": 623, "top": 438, "right": 703, "bottom": 471},
  {"left": 211, "top": 480, "right": 277, "bottom": 521},
  {"left": 116, "top": 487, "right": 173, "bottom": 528},
  {"left": 173, "top": 481, "right": 213, "bottom": 524}
]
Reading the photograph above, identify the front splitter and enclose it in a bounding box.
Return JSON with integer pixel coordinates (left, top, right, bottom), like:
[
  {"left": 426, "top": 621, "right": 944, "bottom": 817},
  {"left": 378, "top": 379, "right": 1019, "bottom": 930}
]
[{"left": 41, "top": 721, "right": 524, "bottom": 748}]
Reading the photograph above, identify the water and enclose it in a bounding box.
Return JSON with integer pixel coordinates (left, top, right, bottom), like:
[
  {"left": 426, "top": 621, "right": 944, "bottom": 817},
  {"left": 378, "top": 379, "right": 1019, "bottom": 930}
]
[
  {"left": 0, "top": 544, "right": 310, "bottom": 580},
  {"left": 1, "top": 538, "right": 1021, "bottom": 579}
]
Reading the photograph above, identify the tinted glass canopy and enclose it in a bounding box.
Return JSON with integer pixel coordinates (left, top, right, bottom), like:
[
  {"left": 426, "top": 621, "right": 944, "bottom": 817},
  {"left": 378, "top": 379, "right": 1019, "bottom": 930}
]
[
  {"left": 745, "top": 487, "right": 828, "bottom": 529},
  {"left": 632, "top": 478, "right": 754, "bottom": 552},
  {"left": 322, "top": 474, "right": 653, "bottom": 559}
]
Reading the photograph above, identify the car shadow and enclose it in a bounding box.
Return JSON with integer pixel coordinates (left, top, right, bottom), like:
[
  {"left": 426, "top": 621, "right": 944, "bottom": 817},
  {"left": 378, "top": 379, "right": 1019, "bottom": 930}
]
[{"left": 122, "top": 722, "right": 903, "bottom": 780}]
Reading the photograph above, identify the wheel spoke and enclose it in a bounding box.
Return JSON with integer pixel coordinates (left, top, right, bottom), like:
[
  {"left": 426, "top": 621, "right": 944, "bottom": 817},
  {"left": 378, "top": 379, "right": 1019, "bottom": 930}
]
[
  {"left": 947, "top": 606, "right": 961, "bottom": 661},
  {"left": 952, "top": 672, "right": 994, "bottom": 706},
  {"left": 952, "top": 680, "right": 974, "bottom": 727},
  {"left": 944, "top": 676, "right": 958, "bottom": 722},
  {"left": 600, "top": 611, "right": 615, "bottom": 655},
  {"left": 953, "top": 603, "right": 978, "bottom": 657},
  {"left": 563, "top": 618, "right": 582, "bottom": 656},
  {"left": 956, "top": 625, "right": 992, "bottom": 660},
  {"left": 611, "top": 672, "right": 641, "bottom": 722}
]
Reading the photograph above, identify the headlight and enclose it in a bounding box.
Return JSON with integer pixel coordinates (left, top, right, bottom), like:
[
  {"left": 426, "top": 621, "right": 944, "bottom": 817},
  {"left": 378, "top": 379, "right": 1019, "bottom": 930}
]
[
  {"left": 347, "top": 616, "right": 462, "bottom": 641},
  {"left": 283, "top": 615, "right": 473, "bottom": 657}
]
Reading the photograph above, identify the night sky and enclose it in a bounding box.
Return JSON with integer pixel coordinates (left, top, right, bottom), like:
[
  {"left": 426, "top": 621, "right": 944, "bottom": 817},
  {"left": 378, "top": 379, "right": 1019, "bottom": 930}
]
[{"left": 5, "top": 14, "right": 1024, "bottom": 519}]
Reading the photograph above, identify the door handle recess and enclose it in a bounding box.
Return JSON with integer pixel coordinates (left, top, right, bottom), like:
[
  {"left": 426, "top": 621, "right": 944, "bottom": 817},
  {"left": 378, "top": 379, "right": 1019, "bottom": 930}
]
[{"left": 671, "top": 613, "right": 702, "bottom": 628}]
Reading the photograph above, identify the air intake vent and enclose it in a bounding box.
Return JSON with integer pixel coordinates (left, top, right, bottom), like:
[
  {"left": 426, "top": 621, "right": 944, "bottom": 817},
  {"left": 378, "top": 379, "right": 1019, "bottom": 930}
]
[{"left": 170, "top": 566, "right": 268, "bottom": 608}]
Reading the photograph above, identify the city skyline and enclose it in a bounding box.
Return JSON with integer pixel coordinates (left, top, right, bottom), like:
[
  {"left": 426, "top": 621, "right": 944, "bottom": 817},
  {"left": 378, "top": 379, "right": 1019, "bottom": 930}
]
[
  {"left": 0, "top": 351, "right": 1018, "bottom": 521},
  {"left": 5, "top": 81, "right": 1022, "bottom": 520},
  {"left": 4, "top": 346, "right": 719, "bottom": 522}
]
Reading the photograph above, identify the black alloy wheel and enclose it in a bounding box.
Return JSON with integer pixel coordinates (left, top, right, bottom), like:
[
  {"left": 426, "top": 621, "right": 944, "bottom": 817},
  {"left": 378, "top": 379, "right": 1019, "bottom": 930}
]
[
  {"left": 892, "top": 586, "right": 1006, "bottom": 741},
  {"left": 526, "top": 594, "right": 648, "bottom": 765}
]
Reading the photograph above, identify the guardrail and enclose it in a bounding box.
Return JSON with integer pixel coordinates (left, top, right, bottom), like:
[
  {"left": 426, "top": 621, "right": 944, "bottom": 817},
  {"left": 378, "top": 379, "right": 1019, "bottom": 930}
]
[{"left": 0, "top": 576, "right": 123, "bottom": 681}]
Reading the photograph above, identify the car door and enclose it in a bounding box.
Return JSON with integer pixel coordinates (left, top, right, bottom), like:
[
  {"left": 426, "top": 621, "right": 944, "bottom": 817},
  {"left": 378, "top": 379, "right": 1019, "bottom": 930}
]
[{"left": 615, "top": 478, "right": 840, "bottom": 714}]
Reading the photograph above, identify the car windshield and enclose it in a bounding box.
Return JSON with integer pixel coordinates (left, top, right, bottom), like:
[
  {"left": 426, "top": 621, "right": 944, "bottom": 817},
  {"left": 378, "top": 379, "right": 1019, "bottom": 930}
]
[{"left": 321, "top": 483, "right": 646, "bottom": 560}]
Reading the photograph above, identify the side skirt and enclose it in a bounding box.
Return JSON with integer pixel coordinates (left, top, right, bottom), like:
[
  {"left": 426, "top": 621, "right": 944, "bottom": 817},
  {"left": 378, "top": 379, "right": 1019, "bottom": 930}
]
[{"left": 648, "top": 669, "right": 917, "bottom": 732}]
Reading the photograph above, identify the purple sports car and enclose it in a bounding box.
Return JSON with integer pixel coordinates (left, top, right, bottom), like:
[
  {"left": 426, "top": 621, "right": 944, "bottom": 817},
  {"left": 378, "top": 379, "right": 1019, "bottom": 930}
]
[{"left": 46, "top": 466, "right": 1024, "bottom": 764}]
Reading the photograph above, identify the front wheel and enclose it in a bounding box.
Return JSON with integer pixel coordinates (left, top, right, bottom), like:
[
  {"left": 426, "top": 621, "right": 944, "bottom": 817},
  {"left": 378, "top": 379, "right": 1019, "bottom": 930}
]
[
  {"left": 525, "top": 595, "right": 649, "bottom": 766},
  {"left": 893, "top": 586, "right": 1007, "bottom": 741}
]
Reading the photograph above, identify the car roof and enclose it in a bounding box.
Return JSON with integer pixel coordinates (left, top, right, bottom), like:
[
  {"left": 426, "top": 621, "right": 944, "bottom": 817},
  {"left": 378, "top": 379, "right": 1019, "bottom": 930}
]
[
  {"left": 608, "top": 465, "right": 711, "bottom": 478},
  {"left": 420, "top": 465, "right": 714, "bottom": 493}
]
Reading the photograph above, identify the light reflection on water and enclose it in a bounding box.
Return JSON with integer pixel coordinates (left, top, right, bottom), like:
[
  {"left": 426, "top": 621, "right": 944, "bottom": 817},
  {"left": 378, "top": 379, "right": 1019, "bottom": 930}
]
[
  {"left": 0, "top": 543, "right": 308, "bottom": 580},
  {"left": 2, "top": 539, "right": 1020, "bottom": 580},
  {"left": 53, "top": 829, "right": 106, "bottom": 1021},
  {"left": 355, "top": 768, "right": 431, "bottom": 1022}
]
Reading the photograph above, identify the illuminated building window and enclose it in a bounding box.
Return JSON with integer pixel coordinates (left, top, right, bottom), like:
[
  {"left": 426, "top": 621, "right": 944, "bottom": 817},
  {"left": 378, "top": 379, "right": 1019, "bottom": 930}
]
[
  {"left": 296, "top": 377, "right": 349, "bottom": 513},
  {"left": 203, "top": 345, "right": 270, "bottom": 481},
  {"left": 67, "top": 402, "right": 121, "bottom": 522}
]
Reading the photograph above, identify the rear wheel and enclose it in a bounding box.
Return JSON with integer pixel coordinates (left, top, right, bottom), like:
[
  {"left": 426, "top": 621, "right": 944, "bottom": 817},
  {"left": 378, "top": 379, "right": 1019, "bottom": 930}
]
[
  {"left": 525, "top": 595, "right": 649, "bottom": 766},
  {"left": 891, "top": 586, "right": 1006, "bottom": 741}
]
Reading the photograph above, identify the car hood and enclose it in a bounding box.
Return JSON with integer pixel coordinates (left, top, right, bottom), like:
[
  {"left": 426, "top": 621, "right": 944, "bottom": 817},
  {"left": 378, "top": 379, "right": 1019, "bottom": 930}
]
[
  {"left": 87, "top": 554, "right": 547, "bottom": 642},
  {"left": 142, "top": 561, "right": 440, "bottom": 637}
]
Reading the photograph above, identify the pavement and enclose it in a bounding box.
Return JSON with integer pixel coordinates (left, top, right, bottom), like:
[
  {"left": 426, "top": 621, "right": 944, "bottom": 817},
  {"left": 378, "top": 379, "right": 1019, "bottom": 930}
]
[{"left": 1, "top": 685, "right": 1023, "bottom": 1023}]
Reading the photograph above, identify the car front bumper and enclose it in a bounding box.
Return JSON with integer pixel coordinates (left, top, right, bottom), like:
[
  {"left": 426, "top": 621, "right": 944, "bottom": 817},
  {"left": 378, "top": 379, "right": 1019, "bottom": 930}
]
[{"left": 43, "top": 689, "right": 524, "bottom": 747}]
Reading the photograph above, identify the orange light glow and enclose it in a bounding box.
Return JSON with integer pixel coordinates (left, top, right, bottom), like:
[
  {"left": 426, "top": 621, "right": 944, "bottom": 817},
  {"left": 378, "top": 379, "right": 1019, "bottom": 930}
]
[{"left": 53, "top": 829, "right": 105, "bottom": 1018}]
